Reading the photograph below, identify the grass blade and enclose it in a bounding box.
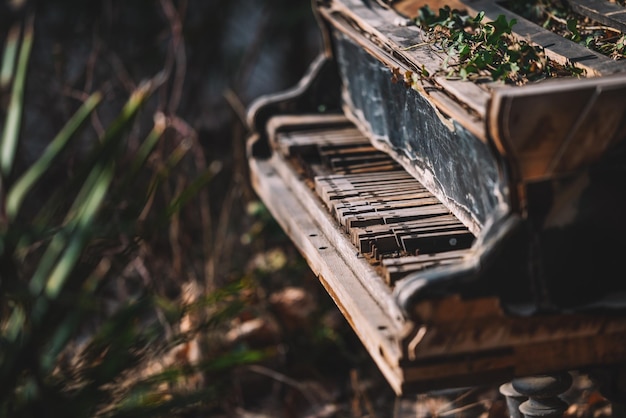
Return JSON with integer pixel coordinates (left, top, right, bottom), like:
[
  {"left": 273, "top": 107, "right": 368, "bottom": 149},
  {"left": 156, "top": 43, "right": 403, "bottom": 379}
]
[
  {"left": 6, "top": 92, "right": 103, "bottom": 220},
  {"left": 28, "top": 228, "right": 72, "bottom": 295},
  {"left": 3, "top": 305, "right": 25, "bottom": 343},
  {"left": 129, "top": 112, "right": 166, "bottom": 177},
  {"left": 0, "top": 16, "right": 33, "bottom": 177},
  {"left": 139, "top": 138, "right": 192, "bottom": 221},
  {"left": 45, "top": 161, "right": 114, "bottom": 299},
  {"left": 165, "top": 165, "right": 219, "bottom": 218},
  {"left": 29, "top": 82, "right": 155, "bottom": 297},
  {"left": 0, "top": 24, "right": 21, "bottom": 89},
  {"left": 64, "top": 81, "right": 155, "bottom": 222}
]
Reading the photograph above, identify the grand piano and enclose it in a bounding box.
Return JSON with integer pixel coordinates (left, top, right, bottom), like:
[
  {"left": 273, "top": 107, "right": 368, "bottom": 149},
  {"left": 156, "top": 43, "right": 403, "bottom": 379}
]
[{"left": 246, "top": 0, "right": 626, "bottom": 415}]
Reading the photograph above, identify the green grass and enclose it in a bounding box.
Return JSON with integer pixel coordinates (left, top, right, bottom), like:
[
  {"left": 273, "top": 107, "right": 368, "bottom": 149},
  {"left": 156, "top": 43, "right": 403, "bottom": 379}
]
[{"left": 0, "top": 11, "right": 258, "bottom": 418}]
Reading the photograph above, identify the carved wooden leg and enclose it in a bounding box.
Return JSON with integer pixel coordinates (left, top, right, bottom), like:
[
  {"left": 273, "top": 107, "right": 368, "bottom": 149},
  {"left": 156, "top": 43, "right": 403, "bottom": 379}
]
[
  {"left": 511, "top": 372, "right": 573, "bottom": 418},
  {"left": 500, "top": 382, "right": 526, "bottom": 418}
]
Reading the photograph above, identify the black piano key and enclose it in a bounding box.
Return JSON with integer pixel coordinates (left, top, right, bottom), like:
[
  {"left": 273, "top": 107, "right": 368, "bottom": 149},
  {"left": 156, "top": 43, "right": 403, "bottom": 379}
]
[
  {"left": 383, "top": 250, "right": 469, "bottom": 284},
  {"left": 400, "top": 230, "right": 475, "bottom": 255}
]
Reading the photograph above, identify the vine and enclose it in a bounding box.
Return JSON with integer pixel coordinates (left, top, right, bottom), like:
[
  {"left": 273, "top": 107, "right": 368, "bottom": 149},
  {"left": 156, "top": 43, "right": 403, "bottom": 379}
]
[
  {"left": 413, "top": 6, "right": 584, "bottom": 84},
  {"left": 505, "top": 0, "right": 626, "bottom": 60}
]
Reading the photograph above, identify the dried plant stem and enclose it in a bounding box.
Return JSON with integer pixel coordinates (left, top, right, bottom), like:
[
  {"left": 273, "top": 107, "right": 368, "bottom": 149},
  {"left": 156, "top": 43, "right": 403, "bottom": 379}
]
[
  {"left": 245, "top": 365, "right": 320, "bottom": 407},
  {"left": 350, "top": 369, "right": 379, "bottom": 418},
  {"left": 160, "top": 0, "right": 187, "bottom": 114}
]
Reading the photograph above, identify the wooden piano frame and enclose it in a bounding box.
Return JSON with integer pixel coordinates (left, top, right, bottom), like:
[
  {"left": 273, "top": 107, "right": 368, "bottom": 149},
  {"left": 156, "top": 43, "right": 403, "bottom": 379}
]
[{"left": 247, "top": 0, "right": 626, "bottom": 413}]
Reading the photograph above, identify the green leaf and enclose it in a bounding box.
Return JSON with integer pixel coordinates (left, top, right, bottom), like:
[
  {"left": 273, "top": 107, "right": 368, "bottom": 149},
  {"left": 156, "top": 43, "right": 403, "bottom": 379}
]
[
  {"left": 473, "top": 11, "right": 485, "bottom": 24},
  {"left": 456, "top": 43, "right": 470, "bottom": 60},
  {"left": 567, "top": 18, "right": 581, "bottom": 42},
  {"left": 486, "top": 14, "right": 514, "bottom": 43}
]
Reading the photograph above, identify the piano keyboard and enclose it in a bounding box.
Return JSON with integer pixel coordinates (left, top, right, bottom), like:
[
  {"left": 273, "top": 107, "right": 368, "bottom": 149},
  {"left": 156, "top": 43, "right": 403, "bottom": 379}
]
[{"left": 274, "top": 124, "right": 476, "bottom": 285}]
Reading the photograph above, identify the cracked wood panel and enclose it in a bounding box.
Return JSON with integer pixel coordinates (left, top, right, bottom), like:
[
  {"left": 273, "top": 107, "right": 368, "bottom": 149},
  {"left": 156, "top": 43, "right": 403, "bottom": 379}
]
[
  {"left": 332, "top": 32, "right": 506, "bottom": 230},
  {"left": 398, "top": 293, "right": 626, "bottom": 391}
]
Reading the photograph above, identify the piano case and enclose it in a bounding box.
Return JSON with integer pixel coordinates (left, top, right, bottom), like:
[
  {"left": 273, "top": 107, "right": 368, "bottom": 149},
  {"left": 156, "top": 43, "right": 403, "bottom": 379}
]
[{"left": 246, "top": 0, "right": 626, "bottom": 395}]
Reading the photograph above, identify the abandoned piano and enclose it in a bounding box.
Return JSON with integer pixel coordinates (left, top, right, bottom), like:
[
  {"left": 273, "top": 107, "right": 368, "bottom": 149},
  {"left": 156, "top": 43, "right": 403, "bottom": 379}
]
[{"left": 246, "top": 0, "right": 626, "bottom": 414}]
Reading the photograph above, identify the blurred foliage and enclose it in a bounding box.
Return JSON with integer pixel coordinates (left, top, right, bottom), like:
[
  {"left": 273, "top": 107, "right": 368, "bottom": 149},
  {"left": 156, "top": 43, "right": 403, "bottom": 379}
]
[
  {"left": 0, "top": 8, "right": 231, "bottom": 417},
  {"left": 0, "top": 1, "right": 386, "bottom": 417}
]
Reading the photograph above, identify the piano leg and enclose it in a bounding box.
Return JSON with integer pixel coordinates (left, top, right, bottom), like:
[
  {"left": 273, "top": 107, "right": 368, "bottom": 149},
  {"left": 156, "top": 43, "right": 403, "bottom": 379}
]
[
  {"left": 499, "top": 382, "right": 525, "bottom": 418},
  {"left": 501, "top": 372, "right": 573, "bottom": 417}
]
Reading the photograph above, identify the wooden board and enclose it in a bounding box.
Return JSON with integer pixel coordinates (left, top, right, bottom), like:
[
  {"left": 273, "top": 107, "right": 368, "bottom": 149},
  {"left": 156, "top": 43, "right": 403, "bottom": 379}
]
[
  {"left": 568, "top": 0, "right": 626, "bottom": 34},
  {"left": 462, "top": 0, "right": 626, "bottom": 75},
  {"left": 488, "top": 73, "right": 626, "bottom": 180},
  {"left": 248, "top": 115, "right": 626, "bottom": 394},
  {"left": 319, "top": 0, "right": 490, "bottom": 137},
  {"left": 402, "top": 0, "right": 626, "bottom": 77}
]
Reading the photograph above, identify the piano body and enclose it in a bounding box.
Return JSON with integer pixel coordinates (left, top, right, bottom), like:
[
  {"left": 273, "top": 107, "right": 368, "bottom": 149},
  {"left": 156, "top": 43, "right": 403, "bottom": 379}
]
[{"left": 246, "top": 0, "right": 626, "bottom": 408}]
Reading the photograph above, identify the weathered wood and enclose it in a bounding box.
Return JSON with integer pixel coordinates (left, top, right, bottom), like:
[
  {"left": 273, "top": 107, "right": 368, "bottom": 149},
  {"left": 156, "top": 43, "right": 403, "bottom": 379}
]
[
  {"left": 462, "top": 0, "right": 626, "bottom": 75},
  {"left": 393, "top": 0, "right": 469, "bottom": 17},
  {"left": 320, "top": 0, "right": 491, "bottom": 131},
  {"left": 488, "top": 73, "right": 626, "bottom": 180},
  {"left": 383, "top": 250, "right": 469, "bottom": 284},
  {"left": 250, "top": 157, "right": 407, "bottom": 392},
  {"left": 267, "top": 114, "right": 354, "bottom": 153},
  {"left": 249, "top": 115, "right": 626, "bottom": 395},
  {"left": 329, "top": 28, "right": 504, "bottom": 231},
  {"left": 321, "top": 0, "right": 626, "bottom": 186},
  {"left": 246, "top": 55, "right": 342, "bottom": 157},
  {"left": 246, "top": 0, "right": 626, "bottom": 400},
  {"left": 351, "top": 214, "right": 463, "bottom": 250},
  {"left": 264, "top": 127, "right": 409, "bottom": 328},
  {"left": 399, "top": 294, "right": 626, "bottom": 390},
  {"left": 568, "top": 0, "right": 626, "bottom": 34}
]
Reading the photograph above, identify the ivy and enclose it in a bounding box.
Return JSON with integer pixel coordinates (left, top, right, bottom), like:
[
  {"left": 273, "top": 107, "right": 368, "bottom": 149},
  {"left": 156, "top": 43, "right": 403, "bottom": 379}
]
[
  {"left": 506, "top": 0, "right": 626, "bottom": 60},
  {"left": 414, "top": 6, "right": 584, "bottom": 84}
]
